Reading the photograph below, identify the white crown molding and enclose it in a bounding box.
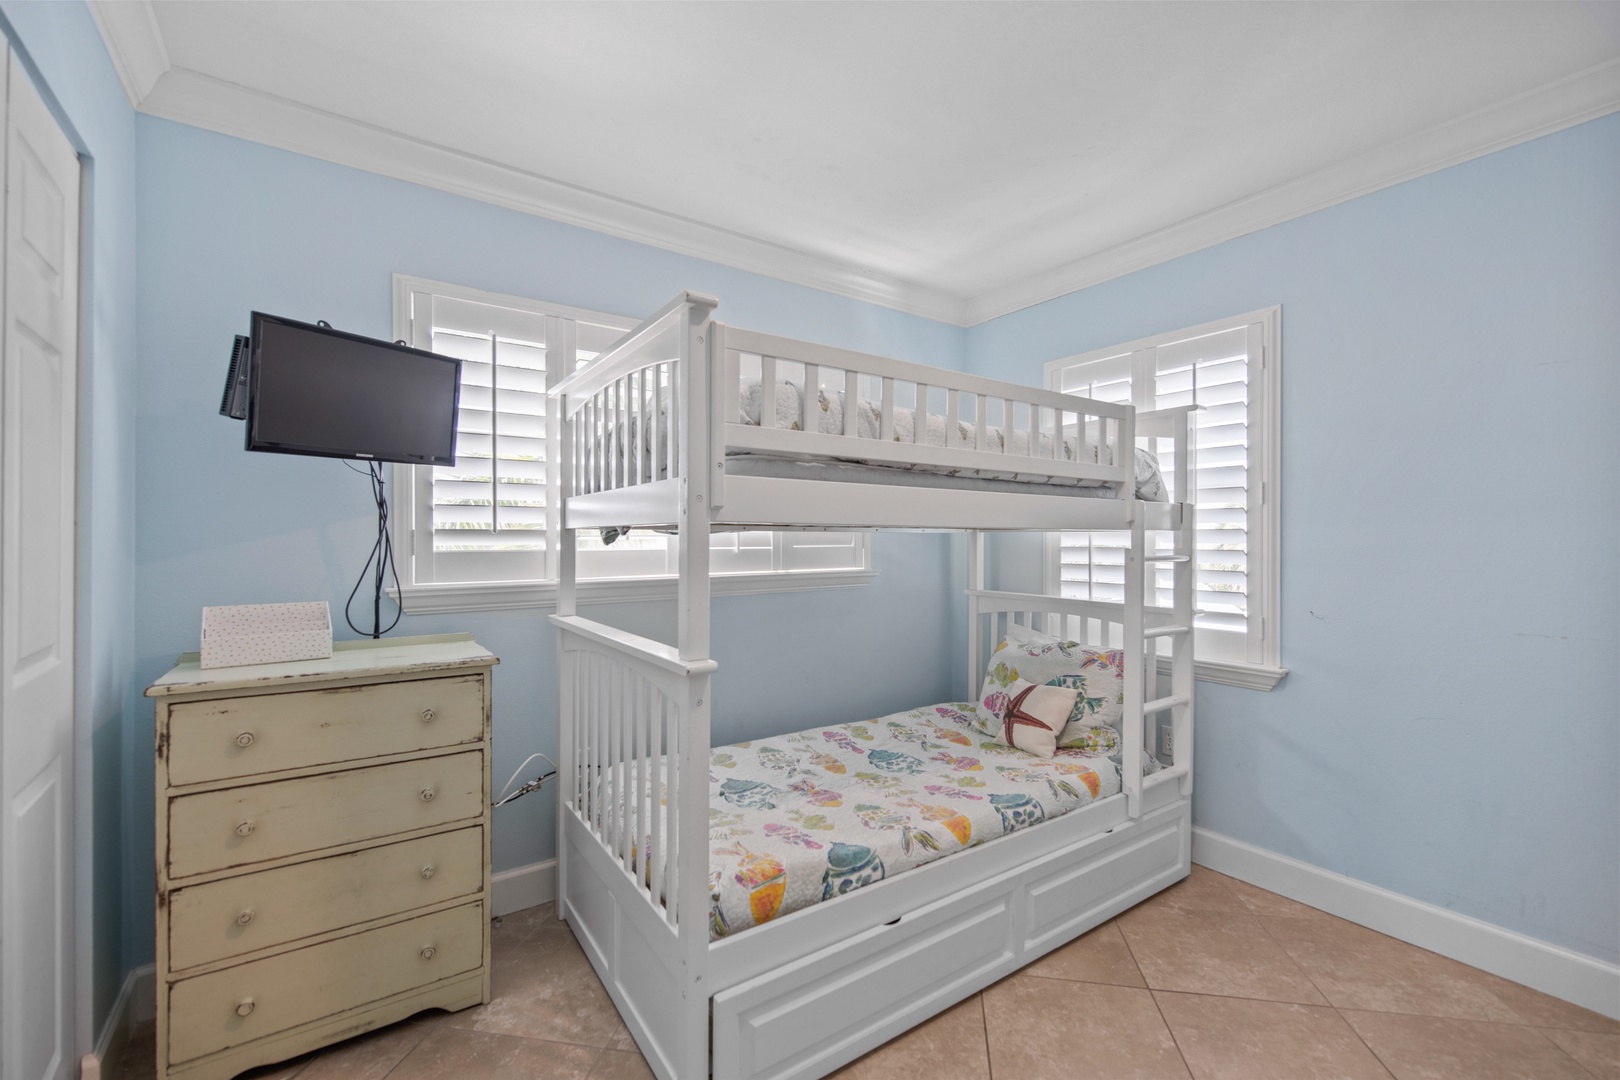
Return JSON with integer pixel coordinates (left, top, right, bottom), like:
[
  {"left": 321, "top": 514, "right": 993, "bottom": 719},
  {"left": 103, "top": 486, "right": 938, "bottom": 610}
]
[
  {"left": 86, "top": 0, "right": 169, "bottom": 108},
  {"left": 136, "top": 66, "right": 969, "bottom": 325},
  {"left": 966, "top": 57, "right": 1620, "bottom": 325},
  {"left": 88, "top": 5, "right": 1620, "bottom": 331}
]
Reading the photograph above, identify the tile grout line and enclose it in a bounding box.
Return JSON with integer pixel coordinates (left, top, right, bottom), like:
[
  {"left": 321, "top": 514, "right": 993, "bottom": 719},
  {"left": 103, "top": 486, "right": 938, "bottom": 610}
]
[
  {"left": 1320, "top": 1000, "right": 1620, "bottom": 1034},
  {"left": 977, "top": 992, "right": 994, "bottom": 1080},
  {"left": 1326, "top": 1004, "right": 1399, "bottom": 1079},
  {"left": 1238, "top": 886, "right": 1333, "bottom": 1010},
  {"left": 386, "top": 1018, "right": 438, "bottom": 1080},
  {"left": 1526, "top": 1027, "right": 1607, "bottom": 1080},
  {"left": 1248, "top": 910, "right": 1619, "bottom": 1034},
  {"left": 1015, "top": 969, "right": 1323, "bottom": 1008},
  {"left": 1113, "top": 915, "right": 1195, "bottom": 1078},
  {"left": 1249, "top": 905, "right": 1620, "bottom": 1034},
  {"left": 1239, "top": 880, "right": 1402, "bottom": 1078},
  {"left": 1184, "top": 872, "right": 1402, "bottom": 1080}
]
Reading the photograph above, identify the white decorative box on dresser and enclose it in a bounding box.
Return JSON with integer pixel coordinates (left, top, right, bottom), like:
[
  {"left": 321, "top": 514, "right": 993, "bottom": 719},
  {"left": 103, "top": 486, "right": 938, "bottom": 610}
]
[{"left": 145, "top": 633, "right": 499, "bottom": 1080}]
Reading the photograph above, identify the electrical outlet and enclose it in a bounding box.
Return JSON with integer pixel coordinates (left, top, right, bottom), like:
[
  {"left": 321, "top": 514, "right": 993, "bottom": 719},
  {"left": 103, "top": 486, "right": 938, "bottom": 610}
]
[{"left": 1160, "top": 727, "right": 1174, "bottom": 758}]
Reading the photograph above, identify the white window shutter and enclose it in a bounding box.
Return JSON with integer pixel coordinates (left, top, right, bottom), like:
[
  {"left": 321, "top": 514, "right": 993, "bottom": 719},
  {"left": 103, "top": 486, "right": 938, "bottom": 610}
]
[
  {"left": 397, "top": 280, "right": 872, "bottom": 591},
  {"left": 776, "top": 532, "right": 867, "bottom": 573},
  {"left": 1152, "top": 326, "right": 1252, "bottom": 655},
  {"left": 1049, "top": 313, "right": 1277, "bottom": 670}
]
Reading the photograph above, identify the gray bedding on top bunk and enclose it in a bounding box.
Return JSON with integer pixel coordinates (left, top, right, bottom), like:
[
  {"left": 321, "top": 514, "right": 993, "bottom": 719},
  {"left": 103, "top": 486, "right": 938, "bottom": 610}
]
[
  {"left": 584, "top": 377, "right": 1169, "bottom": 501},
  {"left": 723, "top": 451, "right": 1166, "bottom": 501}
]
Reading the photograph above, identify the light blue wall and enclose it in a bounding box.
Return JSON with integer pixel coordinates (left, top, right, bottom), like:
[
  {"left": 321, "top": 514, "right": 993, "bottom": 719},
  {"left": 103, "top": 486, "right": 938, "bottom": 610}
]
[
  {"left": 27, "top": 1, "right": 1615, "bottom": 1006},
  {"left": 0, "top": 0, "right": 139, "bottom": 1039},
  {"left": 130, "top": 116, "right": 965, "bottom": 969},
  {"left": 966, "top": 115, "right": 1620, "bottom": 964}
]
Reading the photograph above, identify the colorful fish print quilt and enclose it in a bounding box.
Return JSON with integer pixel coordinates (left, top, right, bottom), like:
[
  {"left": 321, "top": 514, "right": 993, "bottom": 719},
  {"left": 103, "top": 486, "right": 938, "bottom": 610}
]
[{"left": 703, "top": 702, "right": 1121, "bottom": 940}]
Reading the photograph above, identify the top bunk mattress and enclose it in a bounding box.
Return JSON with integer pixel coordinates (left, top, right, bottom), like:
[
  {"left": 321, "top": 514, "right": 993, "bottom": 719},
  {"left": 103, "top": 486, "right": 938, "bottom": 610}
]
[{"left": 583, "top": 378, "right": 1167, "bottom": 501}]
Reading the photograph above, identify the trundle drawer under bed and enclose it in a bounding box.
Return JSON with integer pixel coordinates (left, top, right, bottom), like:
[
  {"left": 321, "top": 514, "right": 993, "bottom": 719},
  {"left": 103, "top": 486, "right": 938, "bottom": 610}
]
[{"left": 711, "top": 801, "right": 1188, "bottom": 1080}]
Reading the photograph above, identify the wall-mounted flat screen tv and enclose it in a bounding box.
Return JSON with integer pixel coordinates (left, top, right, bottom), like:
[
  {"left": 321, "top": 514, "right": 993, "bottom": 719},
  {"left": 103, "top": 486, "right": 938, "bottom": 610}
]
[{"left": 244, "top": 312, "right": 461, "bottom": 466}]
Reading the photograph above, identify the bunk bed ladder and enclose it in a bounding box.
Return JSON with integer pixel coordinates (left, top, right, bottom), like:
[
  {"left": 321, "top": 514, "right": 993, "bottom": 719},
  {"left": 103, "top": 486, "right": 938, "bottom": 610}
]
[{"left": 1140, "top": 407, "right": 1196, "bottom": 801}]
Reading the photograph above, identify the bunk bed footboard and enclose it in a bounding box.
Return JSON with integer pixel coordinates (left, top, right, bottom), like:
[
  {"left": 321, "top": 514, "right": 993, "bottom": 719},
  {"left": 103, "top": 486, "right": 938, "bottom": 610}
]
[{"left": 552, "top": 614, "right": 716, "bottom": 1080}]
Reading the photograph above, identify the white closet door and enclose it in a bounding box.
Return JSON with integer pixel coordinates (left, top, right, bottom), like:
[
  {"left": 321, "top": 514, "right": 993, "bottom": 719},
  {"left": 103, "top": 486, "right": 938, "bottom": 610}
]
[{"left": 0, "top": 45, "right": 81, "bottom": 1080}]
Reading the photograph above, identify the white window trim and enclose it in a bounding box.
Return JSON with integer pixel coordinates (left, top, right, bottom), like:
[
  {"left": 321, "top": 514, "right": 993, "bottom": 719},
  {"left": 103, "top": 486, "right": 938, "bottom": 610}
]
[
  {"left": 387, "top": 274, "right": 876, "bottom": 613},
  {"left": 1042, "top": 306, "right": 1286, "bottom": 691}
]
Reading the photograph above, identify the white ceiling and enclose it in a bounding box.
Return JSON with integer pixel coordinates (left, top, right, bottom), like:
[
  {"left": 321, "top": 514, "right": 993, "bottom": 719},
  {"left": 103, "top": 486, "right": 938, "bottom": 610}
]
[{"left": 94, "top": 1, "right": 1620, "bottom": 324}]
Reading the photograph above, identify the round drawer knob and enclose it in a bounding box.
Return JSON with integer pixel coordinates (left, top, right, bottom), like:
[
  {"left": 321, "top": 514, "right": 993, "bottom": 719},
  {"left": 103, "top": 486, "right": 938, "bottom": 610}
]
[
  {"left": 236, "top": 909, "right": 255, "bottom": 927},
  {"left": 420, "top": 946, "right": 436, "bottom": 961},
  {"left": 420, "top": 787, "right": 436, "bottom": 803},
  {"left": 235, "top": 731, "right": 255, "bottom": 748},
  {"left": 235, "top": 821, "right": 255, "bottom": 838},
  {"left": 236, "top": 999, "right": 255, "bottom": 1018},
  {"left": 421, "top": 708, "right": 437, "bottom": 724},
  {"left": 420, "top": 865, "right": 437, "bottom": 880}
]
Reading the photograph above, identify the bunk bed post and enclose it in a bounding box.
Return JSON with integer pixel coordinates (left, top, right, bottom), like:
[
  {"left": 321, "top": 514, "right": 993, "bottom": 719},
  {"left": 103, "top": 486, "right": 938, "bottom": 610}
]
[
  {"left": 968, "top": 531, "right": 985, "bottom": 700},
  {"left": 1171, "top": 410, "right": 1195, "bottom": 796},
  {"left": 674, "top": 298, "right": 715, "bottom": 1080},
  {"left": 1122, "top": 513, "right": 1145, "bottom": 820},
  {"left": 709, "top": 324, "right": 728, "bottom": 513},
  {"left": 550, "top": 316, "right": 578, "bottom": 922}
]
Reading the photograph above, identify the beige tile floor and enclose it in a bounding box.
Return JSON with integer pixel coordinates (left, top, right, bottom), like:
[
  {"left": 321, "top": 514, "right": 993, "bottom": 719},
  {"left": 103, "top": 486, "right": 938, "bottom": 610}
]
[{"left": 117, "top": 866, "right": 1619, "bottom": 1080}]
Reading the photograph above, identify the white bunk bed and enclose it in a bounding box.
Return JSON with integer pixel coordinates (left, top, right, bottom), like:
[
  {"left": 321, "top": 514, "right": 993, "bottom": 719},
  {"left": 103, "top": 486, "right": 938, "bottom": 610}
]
[{"left": 546, "top": 292, "right": 1197, "bottom": 1080}]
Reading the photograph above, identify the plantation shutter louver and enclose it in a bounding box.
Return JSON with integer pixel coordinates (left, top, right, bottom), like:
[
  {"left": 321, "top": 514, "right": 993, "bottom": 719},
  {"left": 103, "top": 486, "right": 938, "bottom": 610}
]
[
  {"left": 1056, "top": 353, "right": 1133, "bottom": 607},
  {"left": 404, "top": 291, "right": 559, "bottom": 585},
  {"left": 430, "top": 329, "right": 548, "bottom": 557},
  {"left": 1050, "top": 312, "right": 1275, "bottom": 669},
  {"left": 1151, "top": 327, "right": 1251, "bottom": 640}
]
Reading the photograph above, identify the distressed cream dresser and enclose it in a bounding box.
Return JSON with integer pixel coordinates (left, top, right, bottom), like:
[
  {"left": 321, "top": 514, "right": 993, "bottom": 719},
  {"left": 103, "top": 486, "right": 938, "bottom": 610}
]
[{"left": 146, "top": 633, "right": 499, "bottom": 1080}]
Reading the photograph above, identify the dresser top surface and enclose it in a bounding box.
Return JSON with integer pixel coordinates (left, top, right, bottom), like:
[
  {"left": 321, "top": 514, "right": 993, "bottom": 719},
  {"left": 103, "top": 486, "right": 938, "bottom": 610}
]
[{"left": 146, "top": 633, "right": 499, "bottom": 697}]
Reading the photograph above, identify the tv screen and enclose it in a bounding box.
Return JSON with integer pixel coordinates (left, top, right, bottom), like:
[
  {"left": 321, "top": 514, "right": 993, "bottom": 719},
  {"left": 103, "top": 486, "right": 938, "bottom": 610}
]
[{"left": 246, "top": 313, "right": 461, "bottom": 466}]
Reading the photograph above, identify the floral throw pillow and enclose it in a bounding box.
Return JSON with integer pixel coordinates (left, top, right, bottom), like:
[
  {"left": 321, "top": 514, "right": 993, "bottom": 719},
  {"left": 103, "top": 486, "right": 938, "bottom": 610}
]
[
  {"left": 978, "top": 678, "right": 1076, "bottom": 758},
  {"left": 1058, "top": 724, "right": 1121, "bottom": 754},
  {"left": 977, "top": 634, "right": 1126, "bottom": 744}
]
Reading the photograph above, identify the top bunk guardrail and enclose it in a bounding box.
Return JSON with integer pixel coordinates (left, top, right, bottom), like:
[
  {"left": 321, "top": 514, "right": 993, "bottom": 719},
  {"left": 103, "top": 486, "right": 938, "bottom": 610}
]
[
  {"left": 547, "top": 292, "right": 1144, "bottom": 506},
  {"left": 717, "top": 325, "right": 1132, "bottom": 493}
]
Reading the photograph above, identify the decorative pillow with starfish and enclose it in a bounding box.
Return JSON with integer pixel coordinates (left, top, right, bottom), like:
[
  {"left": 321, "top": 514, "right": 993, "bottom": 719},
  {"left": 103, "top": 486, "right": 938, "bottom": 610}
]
[{"left": 978, "top": 678, "right": 1078, "bottom": 757}]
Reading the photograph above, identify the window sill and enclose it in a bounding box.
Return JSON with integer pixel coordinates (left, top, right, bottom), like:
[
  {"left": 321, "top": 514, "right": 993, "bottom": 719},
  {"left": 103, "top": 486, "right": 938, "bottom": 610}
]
[
  {"left": 1157, "top": 656, "right": 1288, "bottom": 691},
  {"left": 393, "top": 569, "right": 879, "bottom": 615}
]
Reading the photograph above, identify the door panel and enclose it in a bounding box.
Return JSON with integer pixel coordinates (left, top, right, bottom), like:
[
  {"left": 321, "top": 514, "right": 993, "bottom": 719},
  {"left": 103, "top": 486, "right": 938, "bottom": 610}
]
[
  {"left": 17, "top": 327, "right": 64, "bottom": 669},
  {"left": 0, "top": 45, "right": 82, "bottom": 1080}
]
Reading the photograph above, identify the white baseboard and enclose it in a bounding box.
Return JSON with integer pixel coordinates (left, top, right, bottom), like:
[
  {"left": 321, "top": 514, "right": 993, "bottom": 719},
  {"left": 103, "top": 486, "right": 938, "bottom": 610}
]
[
  {"left": 1192, "top": 827, "right": 1620, "bottom": 1020},
  {"left": 94, "top": 962, "right": 156, "bottom": 1080},
  {"left": 492, "top": 858, "right": 558, "bottom": 918}
]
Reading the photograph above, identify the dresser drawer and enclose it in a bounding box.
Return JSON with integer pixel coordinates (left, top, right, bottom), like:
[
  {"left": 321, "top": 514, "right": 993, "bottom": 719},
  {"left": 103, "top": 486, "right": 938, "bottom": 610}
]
[
  {"left": 168, "top": 900, "right": 484, "bottom": 1065},
  {"left": 167, "top": 826, "right": 484, "bottom": 972},
  {"left": 166, "top": 674, "right": 485, "bottom": 786},
  {"left": 168, "top": 752, "right": 484, "bottom": 879}
]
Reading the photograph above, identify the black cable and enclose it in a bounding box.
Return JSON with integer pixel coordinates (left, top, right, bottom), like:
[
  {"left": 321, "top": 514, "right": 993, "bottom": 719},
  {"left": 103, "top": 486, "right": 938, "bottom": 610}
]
[{"left": 344, "top": 461, "right": 404, "bottom": 638}]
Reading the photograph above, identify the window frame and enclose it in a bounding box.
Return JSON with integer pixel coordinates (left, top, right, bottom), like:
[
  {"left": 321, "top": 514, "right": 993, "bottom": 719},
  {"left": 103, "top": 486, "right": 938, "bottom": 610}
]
[
  {"left": 1042, "top": 306, "right": 1286, "bottom": 690},
  {"left": 388, "top": 274, "right": 875, "bottom": 614}
]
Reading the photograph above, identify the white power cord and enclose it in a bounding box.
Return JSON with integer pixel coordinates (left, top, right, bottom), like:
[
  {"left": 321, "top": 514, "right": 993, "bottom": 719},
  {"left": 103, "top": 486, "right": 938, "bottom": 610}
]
[{"left": 493, "top": 752, "right": 558, "bottom": 808}]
